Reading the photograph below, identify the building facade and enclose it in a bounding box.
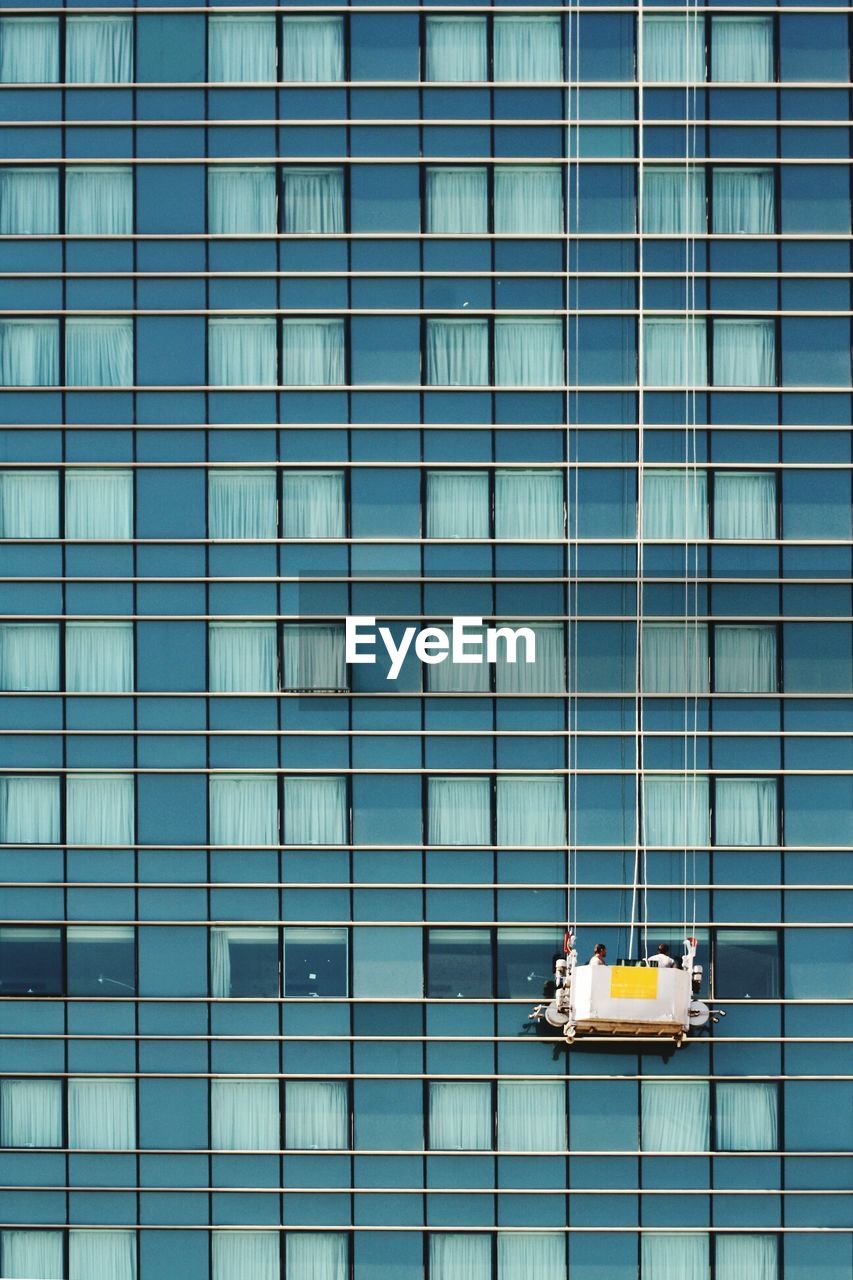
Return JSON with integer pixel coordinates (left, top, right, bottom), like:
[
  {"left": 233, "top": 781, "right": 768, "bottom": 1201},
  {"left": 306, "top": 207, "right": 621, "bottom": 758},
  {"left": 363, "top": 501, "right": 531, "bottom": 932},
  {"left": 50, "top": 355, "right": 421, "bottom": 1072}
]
[{"left": 0, "top": 4, "right": 851, "bottom": 1278}]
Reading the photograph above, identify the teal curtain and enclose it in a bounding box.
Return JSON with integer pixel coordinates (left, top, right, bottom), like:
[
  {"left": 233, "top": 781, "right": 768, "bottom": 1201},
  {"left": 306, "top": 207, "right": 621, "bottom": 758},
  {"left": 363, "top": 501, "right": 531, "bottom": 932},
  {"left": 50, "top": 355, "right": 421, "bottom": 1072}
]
[
  {"left": 211, "top": 1079, "right": 279, "bottom": 1149},
  {"left": 283, "top": 777, "right": 347, "bottom": 845},
  {"left": 213, "top": 1232, "right": 278, "bottom": 1280},
  {"left": 281, "top": 470, "right": 345, "bottom": 537},
  {"left": 643, "top": 17, "right": 705, "bottom": 82},
  {"left": 65, "top": 166, "right": 132, "bottom": 235},
  {"left": 0, "top": 776, "right": 59, "bottom": 844},
  {"left": 0, "top": 320, "right": 58, "bottom": 386},
  {"left": 209, "top": 318, "right": 277, "bottom": 386},
  {"left": 494, "top": 166, "right": 563, "bottom": 234},
  {"left": 0, "top": 1230, "right": 63, "bottom": 1279},
  {"left": 66, "top": 17, "right": 132, "bottom": 83},
  {"left": 716, "top": 1235, "right": 777, "bottom": 1280},
  {"left": 426, "top": 18, "right": 486, "bottom": 82},
  {"left": 643, "top": 775, "right": 710, "bottom": 847},
  {"left": 426, "top": 168, "right": 488, "bottom": 234},
  {"left": 65, "top": 469, "right": 133, "bottom": 538},
  {"left": 210, "top": 623, "right": 278, "bottom": 693},
  {"left": 644, "top": 318, "right": 708, "bottom": 387},
  {"left": 497, "top": 1233, "right": 565, "bottom": 1280},
  {"left": 641, "top": 1233, "right": 709, "bottom": 1280},
  {"left": 69, "top": 1231, "right": 136, "bottom": 1280},
  {"left": 208, "top": 16, "right": 276, "bottom": 82},
  {"left": 495, "top": 319, "right": 563, "bottom": 386},
  {"left": 713, "top": 319, "right": 775, "bottom": 387},
  {"left": 643, "top": 167, "right": 705, "bottom": 234},
  {"left": 66, "top": 774, "right": 134, "bottom": 845},
  {"left": 427, "top": 319, "right": 488, "bottom": 386},
  {"left": 431, "top": 1235, "right": 491, "bottom": 1280},
  {"left": 0, "top": 1078, "right": 62, "bottom": 1146},
  {"left": 281, "top": 319, "right": 345, "bottom": 385},
  {"left": 429, "top": 777, "right": 490, "bottom": 845},
  {"left": 494, "top": 16, "right": 562, "bottom": 82},
  {"left": 0, "top": 623, "right": 58, "bottom": 691},
  {"left": 282, "top": 624, "right": 345, "bottom": 691},
  {"left": 429, "top": 1082, "right": 492, "bottom": 1150},
  {"left": 498, "top": 1081, "right": 566, "bottom": 1151},
  {"left": 715, "top": 1083, "right": 778, "bottom": 1150},
  {"left": 714, "top": 625, "right": 776, "bottom": 693},
  {"left": 285, "top": 1235, "right": 347, "bottom": 1280},
  {"left": 210, "top": 774, "right": 279, "bottom": 846},
  {"left": 282, "top": 168, "right": 344, "bottom": 234},
  {"left": 285, "top": 1081, "right": 348, "bottom": 1149},
  {"left": 497, "top": 776, "right": 565, "bottom": 846},
  {"left": 643, "top": 469, "right": 709, "bottom": 540},
  {"left": 0, "top": 470, "right": 58, "bottom": 536},
  {"left": 209, "top": 469, "right": 278, "bottom": 540},
  {"left": 0, "top": 18, "right": 59, "bottom": 83},
  {"left": 495, "top": 623, "right": 565, "bottom": 693},
  {"left": 714, "top": 471, "right": 775, "bottom": 540},
  {"left": 715, "top": 778, "right": 778, "bottom": 846},
  {"left": 281, "top": 17, "right": 344, "bottom": 82},
  {"left": 495, "top": 469, "right": 564, "bottom": 539},
  {"left": 208, "top": 167, "right": 277, "bottom": 234},
  {"left": 642, "top": 623, "right": 709, "bottom": 693},
  {"left": 68, "top": 1078, "right": 135, "bottom": 1149},
  {"left": 427, "top": 470, "right": 489, "bottom": 538},
  {"left": 712, "top": 168, "right": 775, "bottom": 235},
  {"left": 641, "top": 1082, "right": 710, "bottom": 1151},
  {"left": 0, "top": 168, "right": 58, "bottom": 234},
  {"left": 711, "top": 18, "right": 774, "bottom": 83},
  {"left": 65, "top": 622, "right": 133, "bottom": 692},
  {"left": 66, "top": 318, "right": 133, "bottom": 387}
]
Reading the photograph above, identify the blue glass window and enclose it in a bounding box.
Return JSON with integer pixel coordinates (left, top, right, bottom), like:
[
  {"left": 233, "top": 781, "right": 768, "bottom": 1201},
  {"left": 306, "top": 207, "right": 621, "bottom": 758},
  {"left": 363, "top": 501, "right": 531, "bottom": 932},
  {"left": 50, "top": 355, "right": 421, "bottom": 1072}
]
[
  {"left": 65, "top": 319, "right": 134, "bottom": 388},
  {"left": 643, "top": 167, "right": 705, "bottom": 234},
  {"left": 281, "top": 624, "right": 346, "bottom": 691},
  {"left": 429, "top": 1081, "right": 492, "bottom": 1149},
  {"left": 208, "top": 168, "right": 277, "bottom": 235},
  {"left": 283, "top": 926, "right": 347, "bottom": 996},
  {"left": 426, "top": 18, "right": 486, "bottom": 82},
  {"left": 643, "top": 17, "right": 704, "bottom": 83},
  {"left": 65, "top": 468, "right": 133, "bottom": 539},
  {"left": 281, "top": 17, "right": 344, "bottom": 82},
  {"left": 0, "top": 470, "right": 58, "bottom": 537},
  {"left": 0, "top": 926, "right": 62, "bottom": 995},
  {"left": 715, "top": 1083, "right": 778, "bottom": 1150},
  {"left": 282, "top": 168, "right": 344, "bottom": 234},
  {"left": 711, "top": 18, "right": 774, "bottom": 82},
  {"left": 281, "top": 319, "right": 345, "bottom": 386},
  {"left": 715, "top": 778, "right": 778, "bottom": 847},
  {"left": 714, "top": 626, "right": 776, "bottom": 693},
  {"left": 0, "top": 320, "right": 58, "bottom": 387},
  {"left": 210, "top": 623, "right": 278, "bottom": 693},
  {"left": 67, "top": 925, "right": 135, "bottom": 996},
  {"left": 66, "top": 623, "right": 133, "bottom": 692},
  {"left": 713, "top": 472, "right": 775, "bottom": 539},
  {"left": 285, "top": 1081, "right": 348, "bottom": 1149},
  {"left": 66, "top": 774, "right": 134, "bottom": 846},
  {"left": 0, "top": 1078, "right": 62, "bottom": 1147},
  {"left": 65, "top": 17, "right": 132, "bottom": 83},
  {"left": 493, "top": 16, "right": 562, "bottom": 83},
  {"left": 427, "top": 470, "right": 489, "bottom": 538},
  {"left": 0, "top": 168, "right": 58, "bottom": 234},
  {"left": 0, "top": 17, "right": 58, "bottom": 83},
  {"left": 210, "top": 926, "right": 279, "bottom": 998},
  {"left": 643, "top": 775, "right": 710, "bottom": 846},
  {"left": 213, "top": 1233, "right": 279, "bottom": 1280},
  {"left": 644, "top": 318, "right": 707, "bottom": 387},
  {"left": 495, "top": 319, "right": 563, "bottom": 387},
  {"left": 426, "top": 168, "right": 488, "bottom": 234},
  {"left": 0, "top": 623, "right": 59, "bottom": 691},
  {"left": 281, "top": 470, "right": 345, "bottom": 538},
  {"left": 68, "top": 1078, "right": 135, "bottom": 1149},
  {"left": 209, "top": 469, "right": 278, "bottom": 540},
  {"left": 0, "top": 776, "right": 59, "bottom": 844},
  {"left": 69, "top": 1231, "right": 136, "bottom": 1280},
  {"left": 0, "top": 1231, "right": 63, "bottom": 1276},
  {"left": 285, "top": 1237, "right": 347, "bottom": 1280},
  {"left": 495, "top": 469, "right": 564, "bottom": 539},
  {"left": 712, "top": 168, "right": 775, "bottom": 235},
  {"left": 713, "top": 319, "right": 775, "bottom": 387},
  {"left": 495, "top": 166, "right": 563, "bottom": 234},
  {"left": 211, "top": 1079, "right": 279, "bottom": 1150},
  {"left": 642, "top": 469, "right": 709, "bottom": 539},
  {"left": 641, "top": 1082, "right": 710, "bottom": 1151},
  {"left": 427, "top": 319, "right": 488, "bottom": 386},
  {"left": 208, "top": 318, "right": 278, "bottom": 386},
  {"left": 208, "top": 15, "right": 276, "bottom": 82},
  {"left": 642, "top": 623, "right": 709, "bottom": 693}
]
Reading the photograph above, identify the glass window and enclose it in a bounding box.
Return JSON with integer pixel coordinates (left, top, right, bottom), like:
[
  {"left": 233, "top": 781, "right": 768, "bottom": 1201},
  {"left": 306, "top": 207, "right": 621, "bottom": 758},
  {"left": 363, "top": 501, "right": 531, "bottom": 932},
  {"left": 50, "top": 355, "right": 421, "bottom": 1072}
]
[
  {"left": 643, "top": 775, "right": 710, "bottom": 847},
  {"left": 0, "top": 470, "right": 58, "bottom": 538},
  {"left": 283, "top": 926, "right": 348, "bottom": 997},
  {"left": 0, "top": 320, "right": 58, "bottom": 386},
  {"left": 208, "top": 15, "right": 276, "bottom": 82},
  {"left": 210, "top": 774, "right": 279, "bottom": 846},
  {"left": 643, "top": 16, "right": 704, "bottom": 82},
  {"left": 285, "top": 1081, "right": 348, "bottom": 1149},
  {"left": 0, "top": 17, "right": 59, "bottom": 83},
  {"left": 65, "top": 318, "right": 133, "bottom": 387},
  {"left": 281, "top": 470, "right": 345, "bottom": 538},
  {"left": 427, "top": 319, "right": 488, "bottom": 387},
  {"left": 66, "top": 925, "right": 136, "bottom": 996},
  {"left": 429, "top": 1081, "right": 492, "bottom": 1149},
  {"left": 211, "top": 1079, "right": 279, "bottom": 1150},
  {"left": 495, "top": 319, "right": 563, "bottom": 387},
  {"left": 495, "top": 469, "right": 564, "bottom": 539},
  {"left": 641, "top": 1234, "right": 709, "bottom": 1279},
  {"left": 210, "top": 623, "right": 278, "bottom": 693},
  {"left": 641, "top": 1081, "right": 710, "bottom": 1151},
  {"left": 714, "top": 929, "right": 779, "bottom": 998},
  {"left": 66, "top": 622, "right": 133, "bottom": 693},
  {"left": 497, "top": 1081, "right": 566, "bottom": 1151},
  {"left": 495, "top": 166, "right": 563, "bottom": 234},
  {"left": 715, "top": 778, "right": 778, "bottom": 847},
  {"left": 644, "top": 317, "right": 707, "bottom": 387},
  {"left": 427, "top": 622, "right": 490, "bottom": 693},
  {"left": 0, "top": 168, "right": 58, "bottom": 235},
  {"left": 495, "top": 622, "right": 565, "bottom": 693},
  {"left": 66, "top": 17, "right": 132, "bottom": 83},
  {"left": 282, "top": 623, "right": 346, "bottom": 691},
  {"left": 282, "top": 776, "right": 347, "bottom": 845},
  {"left": 282, "top": 168, "right": 344, "bottom": 234},
  {"left": 210, "top": 926, "right": 279, "bottom": 998},
  {"left": 281, "top": 319, "right": 345, "bottom": 386},
  {"left": 643, "top": 469, "right": 709, "bottom": 540},
  {"left": 712, "top": 168, "right": 774, "bottom": 235},
  {"left": 209, "top": 469, "right": 278, "bottom": 540},
  {"left": 66, "top": 166, "right": 132, "bottom": 236},
  {"left": 0, "top": 927, "right": 62, "bottom": 995},
  {"left": 213, "top": 1233, "right": 279, "bottom": 1280},
  {"left": 68, "top": 1078, "right": 135, "bottom": 1149},
  {"left": 428, "top": 777, "right": 491, "bottom": 845},
  {"left": 0, "top": 623, "right": 59, "bottom": 692},
  {"left": 285, "top": 1236, "right": 347, "bottom": 1280},
  {"left": 715, "top": 1082, "right": 778, "bottom": 1150},
  {"left": 281, "top": 17, "right": 344, "bottom": 82},
  {"left": 713, "top": 472, "right": 775, "bottom": 540},
  {"left": 426, "top": 168, "right": 488, "bottom": 235},
  {"left": 716, "top": 1236, "right": 776, "bottom": 1280},
  {"left": 711, "top": 17, "right": 773, "bottom": 82},
  {"left": 642, "top": 623, "right": 709, "bottom": 693},
  {"left": 498, "top": 1234, "right": 565, "bottom": 1279},
  {"left": 494, "top": 16, "right": 562, "bottom": 83},
  {"left": 714, "top": 625, "right": 776, "bottom": 693},
  {"left": 66, "top": 773, "right": 134, "bottom": 846},
  {"left": 496, "top": 927, "right": 563, "bottom": 997},
  {"left": 426, "top": 17, "right": 486, "bottom": 82},
  {"left": 713, "top": 319, "right": 775, "bottom": 387},
  {"left": 431, "top": 1238, "right": 491, "bottom": 1280},
  {"left": 69, "top": 1231, "right": 136, "bottom": 1280},
  {"left": 496, "top": 776, "right": 565, "bottom": 846},
  {"left": 427, "top": 470, "right": 489, "bottom": 539},
  {"left": 65, "top": 468, "right": 132, "bottom": 539},
  {"left": 209, "top": 318, "right": 278, "bottom": 387},
  {"left": 643, "top": 167, "right": 705, "bottom": 234},
  {"left": 208, "top": 167, "right": 277, "bottom": 235},
  {"left": 0, "top": 1231, "right": 63, "bottom": 1279},
  {"left": 0, "top": 1079, "right": 62, "bottom": 1148},
  {"left": 0, "top": 776, "right": 59, "bottom": 844},
  {"left": 427, "top": 928, "right": 491, "bottom": 998}
]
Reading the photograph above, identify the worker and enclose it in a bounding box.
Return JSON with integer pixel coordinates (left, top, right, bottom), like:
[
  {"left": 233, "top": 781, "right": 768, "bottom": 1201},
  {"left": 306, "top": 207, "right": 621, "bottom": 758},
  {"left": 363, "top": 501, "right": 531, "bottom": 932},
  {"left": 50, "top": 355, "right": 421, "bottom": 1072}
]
[
  {"left": 647, "top": 943, "right": 676, "bottom": 968},
  {"left": 589, "top": 943, "right": 607, "bottom": 966}
]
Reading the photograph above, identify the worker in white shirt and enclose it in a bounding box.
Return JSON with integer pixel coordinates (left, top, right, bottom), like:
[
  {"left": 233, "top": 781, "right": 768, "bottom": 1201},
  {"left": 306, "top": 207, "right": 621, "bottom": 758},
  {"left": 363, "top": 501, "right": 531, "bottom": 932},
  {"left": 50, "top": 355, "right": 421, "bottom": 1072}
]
[
  {"left": 646, "top": 943, "right": 676, "bottom": 968},
  {"left": 589, "top": 943, "right": 607, "bottom": 966}
]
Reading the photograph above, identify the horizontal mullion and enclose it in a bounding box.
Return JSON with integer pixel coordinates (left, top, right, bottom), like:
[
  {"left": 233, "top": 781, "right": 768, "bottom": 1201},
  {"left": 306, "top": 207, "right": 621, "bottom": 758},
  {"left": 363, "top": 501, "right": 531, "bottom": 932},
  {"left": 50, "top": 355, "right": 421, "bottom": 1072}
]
[
  {"left": 4, "top": 156, "right": 853, "bottom": 166},
  {"left": 4, "top": 728, "right": 853, "bottom": 739},
  {"left": 0, "top": 1183, "right": 845, "bottom": 1194},
  {"left": 0, "top": 881, "right": 846, "bottom": 890}
]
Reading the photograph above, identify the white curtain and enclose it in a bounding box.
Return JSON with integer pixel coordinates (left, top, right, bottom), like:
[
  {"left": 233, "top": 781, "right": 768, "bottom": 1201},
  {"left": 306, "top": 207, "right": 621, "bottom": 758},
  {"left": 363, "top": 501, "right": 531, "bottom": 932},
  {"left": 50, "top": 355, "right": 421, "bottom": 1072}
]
[
  {"left": 285, "top": 1081, "right": 348, "bottom": 1149},
  {"left": 65, "top": 622, "right": 133, "bottom": 692},
  {"left": 642, "top": 624, "right": 709, "bottom": 693},
  {"left": 212, "top": 1079, "right": 279, "bottom": 1149},
  {"left": 66, "top": 167, "right": 132, "bottom": 236},
  {"left": 426, "top": 18, "right": 486, "bottom": 82},
  {"left": 643, "top": 469, "right": 709, "bottom": 540},
  {"left": 0, "top": 775, "right": 59, "bottom": 843},
  {"left": 641, "top": 1082, "right": 710, "bottom": 1151},
  {"left": 285, "top": 1234, "right": 347, "bottom": 1280},
  {"left": 494, "top": 17, "right": 562, "bottom": 82},
  {"left": 497, "top": 776, "right": 565, "bottom": 847},
  {"left": 69, "top": 1230, "right": 136, "bottom": 1280},
  {"left": 210, "top": 623, "right": 278, "bottom": 693},
  {"left": 642, "top": 1234, "right": 709, "bottom": 1280},
  {"left": 66, "top": 17, "right": 132, "bottom": 83},
  {"left": 65, "top": 318, "right": 133, "bottom": 387},
  {"left": 428, "top": 623, "right": 489, "bottom": 693},
  {"left": 643, "top": 168, "right": 705, "bottom": 234},
  {"left": 714, "top": 626, "right": 776, "bottom": 693},
  {"left": 714, "top": 320, "right": 775, "bottom": 387},
  {"left": 498, "top": 1081, "right": 566, "bottom": 1152},
  {"left": 281, "top": 624, "right": 345, "bottom": 691},
  {"left": 212, "top": 1232, "right": 279, "bottom": 1280},
  {"left": 643, "top": 17, "right": 705, "bottom": 82},
  {"left": 713, "top": 168, "right": 775, "bottom": 235},
  {"left": 68, "top": 1078, "right": 135, "bottom": 1149},
  {"left": 495, "top": 470, "right": 563, "bottom": 540},
  {"left": 0, "top": 1079, "right": 61, "bottom": 1146},
  {"left": 210, "top": 774, "right": 278, "bottom": 846},
  {"left": 716, "top": 1235, "right": 777, "bottom": 1280},
  {"left": 427, "top": 319, "right": 488, "bottom": 386},
  {"left": 281, "top": 471, "right": 344, "bottom": 538},
  {"left": 426, "top": 168, "right": 488, "bottom": 234},
  {"left": 281, "top": 319, "right": 344, "bottom": 385},
  {"left": 715, "top": 778, "right": 778, "bottom": 846},
  {"left": 494, "top": 167, "right": 563, "bottom": 234},
  {"left": 0, "top": 320, "right": 58, "bottom": 386},
  {"left": 208, "top": 16, "right": 276, "bottom": 82},
  {"left": 715, "top": 1082, "right": 778, "bottom": 1151},
  {"left": 495, "top": 319, "right": 563, "bottom": 386},
  {"left": 281, "top": 18, "right": 344, "bottom": 82},
  {"left": 0, "top": 623, "right": 58, "bottom": 691},
  {"left": 429, "top": 777, "right": 490, "bottom": 845},
  {"left": 208, "top": 168, "right": 277, "bottom": 235},
  {"left": 282, "top": 169, "right": 344, "bottom": 234},
  {"left": 427, "top": 471, "right": 489, "bottom": 538},
  {"left": 644, "top": 318, "right": 708, "bottom": 387},
  {"left": 711, "top": 18, "right": 773, "bottom": 83},
  {"left": 0, "top": 1230, "right": 63, "bottom": 1279},
  {"left": 429, "top": 1081, "right": 492, "bottom": 1150},
  {"left": 497, "top": 1233, "right": 565, "bottom": 1280},
  {"left": 209, "top": 469, "right": 278, "bottom": 539},
  {"left": 643, "top": 775, "right": 710, "bottom": 847},
  {"left": 283, "top": 776, "right": 347, "bottom": 845},
  {"left": 0, "top": 470, "right": 58, "bottom": 536},
  {"left": 209, "top": 319, "right": 277, "bottom": 386},
  {"left": 430, "top": 1234, "right": 491, "bottom": 1280},
  {"left": 0, "top": 168, "right": 58, "bottom": 234},
  {"left": 67, "top": 773, "right": 134, "bottom": 845},
  {"left": 496, "top": 623, "right": 565, "bottom": 693},
  {"left": 714, "top": 472, "right": 775, "bottom": 540},
  {"left": 0, "top": 18, "right": 59, "bottom": 83},
  {"left": 65, "top": 469, "right": 132, "bottom": 539}
]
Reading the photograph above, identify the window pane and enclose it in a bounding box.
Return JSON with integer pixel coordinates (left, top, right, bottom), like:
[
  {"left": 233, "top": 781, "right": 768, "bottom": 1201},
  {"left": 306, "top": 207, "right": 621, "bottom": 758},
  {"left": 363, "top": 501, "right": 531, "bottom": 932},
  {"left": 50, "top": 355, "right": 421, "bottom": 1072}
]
[
  {"left": 641, "top": 1233, "right": 709, "bottom": 1280},
  {"left": 0, "top": 320, "right": 58, "bottom": 386},
  {"left": 0, "top": 624, "right": 58, "bottom": 691},
  {"left": 713, "top": 472, "right": 775, "bottom": 540},
  {"left": 0, "top": 1079, "right": 62, "bottom": 1147},
  {"left": 66, "top": 17, "right": 132, "bottom": 83},
  {"left": 711, "top": 17, "right": 773, "bottom": 82},
  {"left": 210, "top": 926, "right": 279, "bottom": 998},
  {"left": 715, "top": 778, "right": 778, "bottom": 846},
  {"left": 426, "top": 168, "right": 488, "bottom": 234},
  {"left": 69, "top": 1231, "right": 136, "bottom": 1280},
  {"left": 281, "top": 470, "right": 344, "bottom": 538},
  {"left": 427, "top": 470, "right": 489, "bottom": 539},
  {"left": 211, "top": 1079, "right": 279, "bottom": 1149},
  {"left": 66, "top": 622, "right": 133, "bottom": 692},
  {"left": 494, "top": 16, "right": 562, "bottom": 82},
  {"left": 496, "top": 776, "right": 565, "bottom": 846},
  {"left": 0, "top": 18, "right": 59, "bottom": 83},
  {"left": 495, "top": 622, "right": 565, "bottom": 693},
  {"left": 644, "top": 318, "right": 707, "bottom": 387},
  {"left": 642, "top": 624, "right": 709, "bottom": 694},
  {"left": 429, "top": 1082, "right": 492, "bottom": 1150},
  {"left": 498, "top": 1081, "right": 567, "bottom": 1151},
  {"left": 427, "top": 622, "right": 490, "bottom": 693},
  {"left": 715, "top": 1083, "right": 778, "bottom": 1150},
  {"left": 495, "top": 470, "right": 563, "bottom": 540},
  {"left": 712, "top": 168, "right": 774, "bottom": 235},
  {"left": 0, "top": 471, "right": 58, "bottom": 537},
  {"left": 497, "top": 1233, "right": 565, "bottom": 1279},
  {"left": 66, "top": 925, "right": 136, "bottom": 996},
  {"left": 426, "top": 18, "right": 486, "bottom": 82},
  {"left": 427, "top": 928, "right": 491, "bottom": 998},
  {"left": 714, "top": 929, "right": 779, "bottom": 998},
  {"left": 495, "top": 166, "right": 563, "bottom": 234},
  {"left": 283, "top": 777, "right": 347, "bottom": 845},
  {"left": 68, "top": 1078, "right": 135, "bottom": 1149},
  {"left": 210, "top": 623, "right": 278, "bottom": 693},
  {"left": 496, "top": 927, "right": 563, "bottom": 997},
  {"left": 0, "top": 776, "right": 59, "bottom": 844},
  {"left": 65, "top": 468, "right": 132, "bottom": 539},
  {"left": 495, "top": 319, "right": 563, "bottom": 387},
  {"left": 281, "top": 624, "right": 346, "bottom": 691},
  {"left": 212, "top": 1232, "right": 278, "bottom": 1280},
  {"left": 0, "top": 927, "right": 62, "bottom": 996},
  {"left": 641, "top": 1081, "right": 710, "bottom": 1151},
  {"left": 643, "top": 17, "right": 704, "bottom": 82},
  {"left": 208, "top": 16, "right": 276, "bottom": 82},
  {"left": 283, "top": 926, "right": 347, "bottom": 996},
  {"left": 281, "top": 319, "right": 344, "bottom": 385},
  {"left": 66, "top": 166, "right": 132, "bottom": 236},
  {"left": 428, "top": 777, "right": 490, "bottom": 845},
  {"left": 282, "top": 168, "right": 344, "bottom": 234},
  {"left": 285, "top": 1081, "right": 348, "bottom": 1149},
  {"left": 209, "top": 319, "right": 277, "bottom": 386},
  {"left": 209, "top": 469, "right": 278, "bottom": 539},
  {"left": 713, "top": 320, "right": 775, "bottom": 387},
  {"left": 0, "top": 168, "right": 58, "bottom": 234},
  {"left": 285, "top": 1236, "right": 347, "bottom": 1280},
  {"left": 66, "top": 773, "right": 134, "bottom": 845},
  {"left": 643, "top": 167, "right": 705, "bottom": 234},
  {"left": 65, "top": 319, "right": 133, "bottom": 387},
  {"left": 716, "top": 1236, "right": 776, "bottom": 1280},
  {"left": 714, "top": 626, "right": 776, "bottom": 693},
  {"left": 208, "top": 167, "right": 277, "bottom": 235},
  {"left": 431, "top": 1236, "right": 491, "bottom": 1280},
  {"left": 0, "top": 1230, "right": 63, "bottom": 1279},
  {"left": 281, "top": 17, "right": 343, "bottom": 82},
  {"left": 643, "top": 469, "right": 708, "bottom": 540},
  {"left": 643, "top": 775, "right": 710, "bottom": 846},
  {"left": 210, "top": 774, "right": 279, "bottom": 846},
  {"left": 427, "top": 319, "right": 488, "bottom": 386}
]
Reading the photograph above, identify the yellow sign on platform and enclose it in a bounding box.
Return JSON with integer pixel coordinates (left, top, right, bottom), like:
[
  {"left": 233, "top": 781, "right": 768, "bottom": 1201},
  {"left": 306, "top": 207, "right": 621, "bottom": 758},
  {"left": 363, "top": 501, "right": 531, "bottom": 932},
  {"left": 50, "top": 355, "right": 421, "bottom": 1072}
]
[{"left": 610, "top": 966, "right": 659, "bottom": 1000}]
